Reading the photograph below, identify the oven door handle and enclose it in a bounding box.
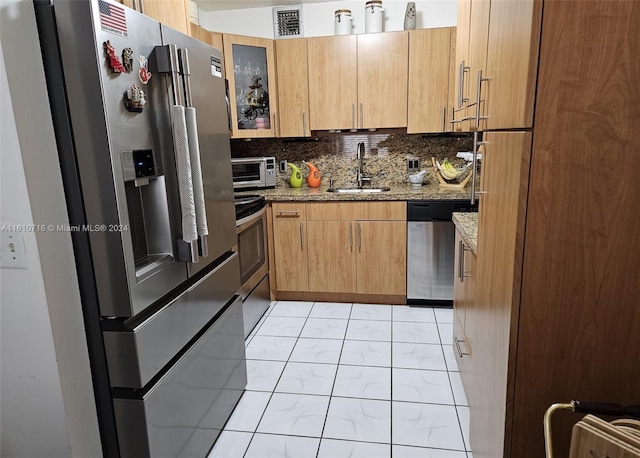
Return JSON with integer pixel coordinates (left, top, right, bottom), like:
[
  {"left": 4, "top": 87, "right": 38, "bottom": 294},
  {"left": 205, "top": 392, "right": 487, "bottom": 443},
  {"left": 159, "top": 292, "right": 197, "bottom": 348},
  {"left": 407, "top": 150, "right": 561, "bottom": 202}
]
[
  {"left": 236, "top": 205, "right": 267, "bottom": 230},
  {"left": 235, "top": 196, "right": 265, "bottom": 206}
]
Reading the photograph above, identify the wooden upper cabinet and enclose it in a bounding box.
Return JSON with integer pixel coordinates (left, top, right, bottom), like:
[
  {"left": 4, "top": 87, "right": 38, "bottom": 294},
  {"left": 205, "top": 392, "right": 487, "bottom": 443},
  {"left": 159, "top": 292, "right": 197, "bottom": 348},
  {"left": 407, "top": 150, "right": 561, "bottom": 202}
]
[
  {"left": 307, "top": 35, "right": 357, "bottom": 131},
  {"left": 484, "top": 0, "right": 542, "bottom": 130},
  {"left": 223, "top": 34, "right": 278, "bottom": 138},
  {"left": 306, "top": 33, "right": 408, "bottom": 131},
  {"left": 408, "top": 27, "right": 455, "bottom": 134},
  {"left": 452, "top": 0, "right": 471, "bottom": 132},
  {"left": 275, "top": 39, "right": 310, "bottom": 137},
  {"left": 357, "top": 32, "right": 408, "bottom": 129},
  {"left": 454, "top": 0, "right": 541, "bottom": 131},
  {"left": 140, "top": 0, "right": 190, "bottom": 35},
  {"left": 467, "top": 0, "right": 490, "bottom": 131},
  {"left": 189, "top": 24, "right": 223, "bottom": 50}
]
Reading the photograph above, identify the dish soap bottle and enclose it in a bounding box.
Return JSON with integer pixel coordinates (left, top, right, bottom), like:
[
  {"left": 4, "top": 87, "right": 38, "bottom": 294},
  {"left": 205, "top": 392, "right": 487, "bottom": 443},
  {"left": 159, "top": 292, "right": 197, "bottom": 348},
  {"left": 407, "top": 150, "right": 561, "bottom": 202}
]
[
  {"left": 287, "top": 162, "right": 303, "bottom": 188},
  {"left": 305, "top": 161, "right": 322, "bottom": 188}
]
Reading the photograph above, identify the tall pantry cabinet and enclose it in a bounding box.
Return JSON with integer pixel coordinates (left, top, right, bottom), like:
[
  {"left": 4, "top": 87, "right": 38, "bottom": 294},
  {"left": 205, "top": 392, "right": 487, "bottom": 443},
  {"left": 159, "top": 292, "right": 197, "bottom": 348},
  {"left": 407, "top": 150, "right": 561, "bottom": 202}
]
[{"left": 458, "top": 1, "right": 640, "bottom": 457}]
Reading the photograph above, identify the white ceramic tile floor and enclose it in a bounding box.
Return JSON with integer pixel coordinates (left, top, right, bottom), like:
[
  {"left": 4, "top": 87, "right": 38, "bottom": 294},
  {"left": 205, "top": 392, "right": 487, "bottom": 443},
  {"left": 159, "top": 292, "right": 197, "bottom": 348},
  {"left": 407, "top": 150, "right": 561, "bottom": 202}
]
[{"left": 208, "top": 301, "right": 472, "bottom": 458}]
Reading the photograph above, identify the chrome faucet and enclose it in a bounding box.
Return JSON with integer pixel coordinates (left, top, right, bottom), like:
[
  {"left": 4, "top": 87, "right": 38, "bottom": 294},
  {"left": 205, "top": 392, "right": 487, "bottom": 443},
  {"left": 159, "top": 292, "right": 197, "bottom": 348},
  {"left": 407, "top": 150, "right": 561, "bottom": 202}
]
[{"left": 356, "top": 142, "right": 371, "bottom": 188}]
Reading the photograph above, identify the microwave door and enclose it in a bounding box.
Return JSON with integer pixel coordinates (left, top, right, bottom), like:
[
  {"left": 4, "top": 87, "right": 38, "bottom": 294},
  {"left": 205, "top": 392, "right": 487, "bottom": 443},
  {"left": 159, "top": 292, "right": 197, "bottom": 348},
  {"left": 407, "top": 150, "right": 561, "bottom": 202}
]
[{"left": 232, "top": 161, "right": 265, "bottom": 188}]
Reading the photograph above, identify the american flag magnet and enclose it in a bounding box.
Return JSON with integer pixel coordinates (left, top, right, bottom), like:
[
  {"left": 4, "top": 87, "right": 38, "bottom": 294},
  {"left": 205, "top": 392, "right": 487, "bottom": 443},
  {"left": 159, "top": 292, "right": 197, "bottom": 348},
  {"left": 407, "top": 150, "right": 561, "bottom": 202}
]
[{"left": 99, "top": 0, "right": 128, "bottom": 37}]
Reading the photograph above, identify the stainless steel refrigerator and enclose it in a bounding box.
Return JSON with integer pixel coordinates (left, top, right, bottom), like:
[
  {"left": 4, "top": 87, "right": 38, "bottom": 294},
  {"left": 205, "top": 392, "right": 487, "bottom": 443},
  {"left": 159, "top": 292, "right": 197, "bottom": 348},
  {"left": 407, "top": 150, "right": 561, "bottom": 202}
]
[{"left": 34, "top": 0, "right": 246, "bottom": 456}]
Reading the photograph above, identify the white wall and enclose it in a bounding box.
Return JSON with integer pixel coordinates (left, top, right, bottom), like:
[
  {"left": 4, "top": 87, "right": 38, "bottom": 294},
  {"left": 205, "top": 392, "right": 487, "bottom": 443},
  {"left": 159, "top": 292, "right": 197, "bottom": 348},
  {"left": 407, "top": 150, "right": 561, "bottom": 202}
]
[
  {"left": 200, "top": 0, "right": 457, "bottom": 38},
  {"left": 0, "top": 1, "right": 102, "bottom": 456}
]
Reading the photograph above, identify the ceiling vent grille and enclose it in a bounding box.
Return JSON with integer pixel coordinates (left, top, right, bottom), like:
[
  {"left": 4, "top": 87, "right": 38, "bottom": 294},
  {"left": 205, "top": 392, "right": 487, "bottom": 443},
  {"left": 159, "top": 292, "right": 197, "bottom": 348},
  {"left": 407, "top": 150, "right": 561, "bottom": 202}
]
[{"left": 273, "top": 6, "right": 303, "bottom": 39}]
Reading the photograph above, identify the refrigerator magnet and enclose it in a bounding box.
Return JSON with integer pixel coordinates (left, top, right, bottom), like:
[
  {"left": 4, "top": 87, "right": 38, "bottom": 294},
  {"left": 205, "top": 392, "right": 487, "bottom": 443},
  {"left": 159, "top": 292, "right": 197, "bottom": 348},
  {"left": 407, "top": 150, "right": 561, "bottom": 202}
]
[
  {"left": 124, "top": 84, "right": 146, "bottom": 113},
  {"left": 104, "top": 41, "right": 126, "bottom": 73},
  {"left": 138, "top": 55, "right": 152, "bottom": 84},
  {"left": 122, "top": 48, "right": 133, "bottom": 73}
]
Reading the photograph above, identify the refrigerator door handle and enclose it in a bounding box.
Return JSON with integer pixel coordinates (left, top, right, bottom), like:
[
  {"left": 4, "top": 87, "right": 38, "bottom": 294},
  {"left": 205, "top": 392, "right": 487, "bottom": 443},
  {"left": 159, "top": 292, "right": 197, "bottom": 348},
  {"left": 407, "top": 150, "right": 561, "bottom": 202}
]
[
  {"left": 153, "top": 44, "right": 199, "bottom": 262},
  {"left": 179, "top": 48, "right": 209, "bottom": 259}
]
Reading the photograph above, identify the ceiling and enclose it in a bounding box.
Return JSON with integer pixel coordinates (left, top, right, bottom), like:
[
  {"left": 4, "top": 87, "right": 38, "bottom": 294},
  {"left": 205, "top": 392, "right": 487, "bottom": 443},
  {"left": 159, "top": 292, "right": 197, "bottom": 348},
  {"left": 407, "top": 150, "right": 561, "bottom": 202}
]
[{"left": 194, "top": 0, "right": 337, "bottom": 12}]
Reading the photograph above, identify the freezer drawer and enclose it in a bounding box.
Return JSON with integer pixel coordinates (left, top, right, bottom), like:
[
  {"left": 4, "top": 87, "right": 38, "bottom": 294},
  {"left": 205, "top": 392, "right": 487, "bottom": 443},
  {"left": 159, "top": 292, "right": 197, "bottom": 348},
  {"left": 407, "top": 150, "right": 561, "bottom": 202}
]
[
  {"left": 113, "top": 296, "right": 247, "bottom": 458},
  {"left": 104, "top": 252, "right": 241, "bottom": 388}
]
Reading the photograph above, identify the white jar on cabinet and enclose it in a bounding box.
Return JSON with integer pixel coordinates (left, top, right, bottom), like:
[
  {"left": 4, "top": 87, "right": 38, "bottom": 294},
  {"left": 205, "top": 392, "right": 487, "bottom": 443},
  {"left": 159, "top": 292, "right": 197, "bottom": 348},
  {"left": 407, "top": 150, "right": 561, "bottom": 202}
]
[
  {"left": 335, "top": 9, "right": 353, "bottom": 35},
  {"left": 365, "top": 1, "right": 384, "bottom": 33}
]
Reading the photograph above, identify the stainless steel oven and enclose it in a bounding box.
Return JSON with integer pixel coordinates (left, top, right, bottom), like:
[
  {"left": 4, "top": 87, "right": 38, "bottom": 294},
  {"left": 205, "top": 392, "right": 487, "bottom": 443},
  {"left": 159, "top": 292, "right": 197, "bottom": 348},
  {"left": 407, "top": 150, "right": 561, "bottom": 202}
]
[{"left": 235, "top": 195, "right": 270, "bottom": 337}]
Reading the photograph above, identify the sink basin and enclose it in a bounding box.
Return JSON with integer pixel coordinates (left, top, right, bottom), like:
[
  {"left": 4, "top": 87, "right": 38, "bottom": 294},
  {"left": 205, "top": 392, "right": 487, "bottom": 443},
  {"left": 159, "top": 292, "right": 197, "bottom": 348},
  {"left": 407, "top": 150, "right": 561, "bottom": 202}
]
[{"left": 327, "top": 187, "right": 391, "bottom": 193}]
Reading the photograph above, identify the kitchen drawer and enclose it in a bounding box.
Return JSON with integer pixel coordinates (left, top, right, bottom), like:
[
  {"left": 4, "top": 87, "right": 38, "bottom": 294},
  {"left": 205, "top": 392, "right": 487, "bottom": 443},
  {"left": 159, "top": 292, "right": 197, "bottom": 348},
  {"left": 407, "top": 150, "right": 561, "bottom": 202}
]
[
  {"left": 113, "top": 296, "right": 246, "bottom": 458},
  {"left": 306, "top": 201, "right": 406, "bottom": 221},
  {"left": 103, "top": 253, "right": 240, "bottom": 388},
  {"left": 272, "top": 202, "right": 306, "bottom": 220}
]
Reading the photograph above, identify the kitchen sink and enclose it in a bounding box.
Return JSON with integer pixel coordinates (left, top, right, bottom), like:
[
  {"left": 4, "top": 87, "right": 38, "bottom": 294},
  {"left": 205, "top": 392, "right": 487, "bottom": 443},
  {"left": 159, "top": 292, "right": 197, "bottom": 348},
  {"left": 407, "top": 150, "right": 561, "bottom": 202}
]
[{"left": 327, "top": 187, "right": 391, "bottom": 193}]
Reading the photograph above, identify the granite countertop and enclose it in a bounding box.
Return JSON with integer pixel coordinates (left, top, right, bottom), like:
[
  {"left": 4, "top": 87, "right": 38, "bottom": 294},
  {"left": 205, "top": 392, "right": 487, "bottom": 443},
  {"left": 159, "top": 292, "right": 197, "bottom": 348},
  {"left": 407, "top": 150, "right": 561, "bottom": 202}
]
[
  {"left": 452, "top": 212, "right": 478, "bottom": 254},
  {"left": 236, "top": 184, "right": 473, "bottom": 202}
]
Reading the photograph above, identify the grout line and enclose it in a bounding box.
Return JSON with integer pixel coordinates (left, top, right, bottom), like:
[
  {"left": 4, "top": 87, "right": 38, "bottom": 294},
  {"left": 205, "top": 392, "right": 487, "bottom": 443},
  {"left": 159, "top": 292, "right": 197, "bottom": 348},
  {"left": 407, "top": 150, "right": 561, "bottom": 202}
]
[
  {"left": 236, "top": 303, "right": 469, "bottom": 456},
  {"left": 315, "top": 302, "right": 352, "bottom": 458}
]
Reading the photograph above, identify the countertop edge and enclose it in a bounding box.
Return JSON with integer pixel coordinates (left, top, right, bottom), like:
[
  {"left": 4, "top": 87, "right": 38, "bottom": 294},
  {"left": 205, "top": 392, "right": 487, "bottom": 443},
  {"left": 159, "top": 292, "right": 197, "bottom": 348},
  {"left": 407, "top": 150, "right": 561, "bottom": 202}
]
[
  {"left": 236, "top": 184, "right": 473, "bottom": 202},
  {"left": 452, "top": 212, "right": 478, "bottom": 254}
]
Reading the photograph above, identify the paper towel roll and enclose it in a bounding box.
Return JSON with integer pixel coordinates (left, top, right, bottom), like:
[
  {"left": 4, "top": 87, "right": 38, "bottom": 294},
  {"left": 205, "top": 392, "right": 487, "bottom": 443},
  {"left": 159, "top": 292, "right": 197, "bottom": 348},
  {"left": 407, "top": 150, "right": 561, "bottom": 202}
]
[
  {"left": 171, "top": 105, "right": 197, "bottom": 243},
  {"left": 185, "top": 106, "right": 208, "bottom": 236}
]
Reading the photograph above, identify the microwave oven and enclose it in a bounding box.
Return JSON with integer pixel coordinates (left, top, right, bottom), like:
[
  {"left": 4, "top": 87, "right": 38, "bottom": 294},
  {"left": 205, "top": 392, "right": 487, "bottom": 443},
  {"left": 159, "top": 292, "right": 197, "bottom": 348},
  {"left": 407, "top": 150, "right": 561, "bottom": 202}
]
[{"left": 231, "top": 157, "right": 277, "bottom": 190}]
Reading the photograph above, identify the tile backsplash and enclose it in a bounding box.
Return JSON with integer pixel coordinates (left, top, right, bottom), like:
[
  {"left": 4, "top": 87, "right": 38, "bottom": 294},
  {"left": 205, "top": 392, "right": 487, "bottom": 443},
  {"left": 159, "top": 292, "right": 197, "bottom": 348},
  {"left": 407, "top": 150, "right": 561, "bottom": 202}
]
[{"left": 231, "top": 133, "right": 474, "bottom": 188}]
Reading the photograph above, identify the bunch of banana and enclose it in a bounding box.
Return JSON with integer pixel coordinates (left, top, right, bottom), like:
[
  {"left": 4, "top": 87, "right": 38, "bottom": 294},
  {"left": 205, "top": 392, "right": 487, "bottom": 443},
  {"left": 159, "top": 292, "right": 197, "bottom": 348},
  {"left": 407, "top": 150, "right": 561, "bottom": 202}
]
[{"left": 438, "top": 158, "right": 460, "bottom": 181}]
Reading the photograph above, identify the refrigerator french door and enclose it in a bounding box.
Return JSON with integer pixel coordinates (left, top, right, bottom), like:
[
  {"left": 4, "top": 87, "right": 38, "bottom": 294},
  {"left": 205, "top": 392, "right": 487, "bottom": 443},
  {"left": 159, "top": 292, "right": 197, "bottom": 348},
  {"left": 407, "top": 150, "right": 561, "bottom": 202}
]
[{"left": 34, "top": 0, "right": 246, "bottom": 456}]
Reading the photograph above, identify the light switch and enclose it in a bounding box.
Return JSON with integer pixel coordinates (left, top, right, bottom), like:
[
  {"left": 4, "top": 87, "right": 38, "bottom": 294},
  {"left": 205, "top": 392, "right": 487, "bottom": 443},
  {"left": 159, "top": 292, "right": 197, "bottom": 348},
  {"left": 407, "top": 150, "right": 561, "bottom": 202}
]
[{"left": 0, "top": 231, "right": 28, "bottom": 269}]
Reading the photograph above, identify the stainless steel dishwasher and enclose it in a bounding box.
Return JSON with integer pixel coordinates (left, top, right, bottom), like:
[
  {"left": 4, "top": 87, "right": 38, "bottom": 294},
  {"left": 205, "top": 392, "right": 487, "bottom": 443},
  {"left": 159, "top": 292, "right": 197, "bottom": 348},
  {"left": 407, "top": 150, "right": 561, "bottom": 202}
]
[{"left": 407, "top": 200, "right": 477, "bottom": 306}]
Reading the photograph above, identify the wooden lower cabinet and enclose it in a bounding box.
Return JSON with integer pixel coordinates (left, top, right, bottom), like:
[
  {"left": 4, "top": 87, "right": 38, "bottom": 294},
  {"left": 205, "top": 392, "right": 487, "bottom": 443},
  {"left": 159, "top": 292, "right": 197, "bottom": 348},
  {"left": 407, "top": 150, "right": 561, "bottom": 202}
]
[
  {"left": 272, "top": 203, "right": 308, "bottom": 292},
  {"left": 356, "top": 221, "right": 406, "bottom": 296},
  {"left": 270, "top": 201, "right": 406, "bottom": 300},
  {"left": 453, "top": 229, "right": 475, "bottom": 352},
  {"left": 453, "top": 228, "right": 476, "bottom": 397},
  {"left": 307, "top": 221, "right": 356, "bottom": 293}
]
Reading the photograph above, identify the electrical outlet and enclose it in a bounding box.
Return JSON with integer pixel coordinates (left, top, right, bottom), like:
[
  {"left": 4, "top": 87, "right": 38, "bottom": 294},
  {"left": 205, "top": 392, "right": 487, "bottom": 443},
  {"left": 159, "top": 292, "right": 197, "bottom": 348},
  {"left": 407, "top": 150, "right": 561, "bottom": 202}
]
[
  {"left": 1, "top": 232, "right": 28, "bottom": 269},
  {"left": 407, "top": 158, "right": 420, "bottom": 173},
  {"left": 279, "top": 160, "right": 288, "bottom": 174}
]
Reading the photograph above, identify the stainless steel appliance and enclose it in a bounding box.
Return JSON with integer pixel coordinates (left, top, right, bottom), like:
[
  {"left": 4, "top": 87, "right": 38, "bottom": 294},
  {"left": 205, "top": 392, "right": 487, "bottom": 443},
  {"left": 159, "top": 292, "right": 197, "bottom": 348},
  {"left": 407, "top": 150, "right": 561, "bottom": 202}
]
[
  {"left": 35, "top": 1, "right": 245, "bottom": 456},
  {"left": 407, "top": 200, "right": 477, "bottom": 306},
  {"left": 231, "top": 156, "right": 277, "bottom": 190},
  {"left": 235, "top": 195, "right": 270, "bottom": 337}
]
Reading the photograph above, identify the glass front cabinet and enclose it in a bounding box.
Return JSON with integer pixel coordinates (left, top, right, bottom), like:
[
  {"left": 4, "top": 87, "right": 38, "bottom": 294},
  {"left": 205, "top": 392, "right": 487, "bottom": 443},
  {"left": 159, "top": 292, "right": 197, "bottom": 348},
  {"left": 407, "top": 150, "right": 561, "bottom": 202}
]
[{"left": 223, "top": 34, "right": 278, "bottom": 138}]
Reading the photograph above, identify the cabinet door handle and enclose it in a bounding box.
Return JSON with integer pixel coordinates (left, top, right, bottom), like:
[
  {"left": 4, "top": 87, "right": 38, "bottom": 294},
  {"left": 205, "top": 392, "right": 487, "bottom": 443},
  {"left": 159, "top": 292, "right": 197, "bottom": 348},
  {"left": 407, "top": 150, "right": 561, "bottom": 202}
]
[
  {"left": 458, "top": 240, "right": 465, "bottom": 282},
  {"left": 474, "top": 70, "right": 490, "bottom": 129},
  {"left": 349, "top": 223, "right": 353, "bottom": 250},
  {"left": 138, "top": 0, "right": 145, "bottom": 14},
  {"left": 351, "top": 103, "right": 355, "bottom": 131},
  {"left": 457, "top": 60, "right": 470, "bottom": 108},
  {"left": 299, "top": 223, "right": 304, "bottom": 248},
  {"left": 357, "top": 223, "right": 362, "bottom": 251},
  {"left": 276, "top": 210, "right": 300, "bottom": 217},
  {"left": 273, "top": 113, "right": 278, "bottom": 137},
  {"left": 442, "top": 107, "right": 447, "bottom": 132},
  {"left": 454, "top": 337, "right": 470, "bottom": 357},
  {"left": 359, "top": 102, "right": 364, "bottom": 129},
  {"left": 470, "top": 132, "right": 485, "bottom": 205},
  {"left": 302, "top": 112, "right": 307, "bottom": 137}
]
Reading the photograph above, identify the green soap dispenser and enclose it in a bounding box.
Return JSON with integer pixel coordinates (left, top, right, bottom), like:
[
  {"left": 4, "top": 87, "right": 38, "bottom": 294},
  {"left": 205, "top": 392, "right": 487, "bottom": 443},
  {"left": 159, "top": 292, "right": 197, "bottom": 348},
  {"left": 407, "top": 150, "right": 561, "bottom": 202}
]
[{"left": 287, "top": 162, "right": 303, "bottom": 188}]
